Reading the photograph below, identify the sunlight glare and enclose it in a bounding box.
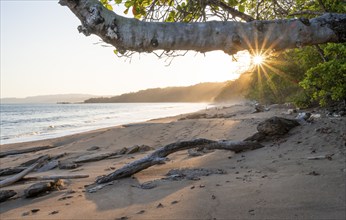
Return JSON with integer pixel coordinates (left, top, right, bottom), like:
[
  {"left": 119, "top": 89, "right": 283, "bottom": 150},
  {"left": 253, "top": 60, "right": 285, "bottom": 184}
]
[{"left": 253, "top": 55, "right": 264, "bottom": 65}]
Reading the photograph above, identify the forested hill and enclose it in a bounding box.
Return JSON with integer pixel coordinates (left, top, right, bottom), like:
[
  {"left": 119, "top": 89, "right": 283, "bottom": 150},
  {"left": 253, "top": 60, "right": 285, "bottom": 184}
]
[{"left": 84, "top": 82, "right": 228, "bottom": 103}]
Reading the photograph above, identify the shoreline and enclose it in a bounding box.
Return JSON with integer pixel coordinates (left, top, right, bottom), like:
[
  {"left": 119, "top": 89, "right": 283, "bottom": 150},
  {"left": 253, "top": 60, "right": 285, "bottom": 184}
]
[
  {"left": 0, "top": 102, "right": 345, "bottom": 219},
  {"left": 0, "top": 102, "right": 212, "bottom": 146}
]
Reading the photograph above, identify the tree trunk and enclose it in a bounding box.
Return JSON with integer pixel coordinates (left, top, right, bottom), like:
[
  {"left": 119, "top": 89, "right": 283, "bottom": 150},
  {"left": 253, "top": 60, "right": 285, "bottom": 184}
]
[
  {"left": 96, "top": 138, "right": 263, "bottom": 184},
  {"left": 60, "top": 0, "right": 345, "bottom": 55}
]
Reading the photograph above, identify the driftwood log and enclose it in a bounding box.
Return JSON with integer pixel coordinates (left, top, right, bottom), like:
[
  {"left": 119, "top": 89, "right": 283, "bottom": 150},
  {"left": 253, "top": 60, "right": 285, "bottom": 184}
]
[
  {"left": 96, "top": 139, "right": 263, "bottom": 184},
  {"left": 23, "top": 174, "right": 89, "bottom": 181},
  {"left": 0, "top": 156, "right": 49, "bottom": 188},
  {"left": 0, "top": 145, "right": 57, "bottom": 158},
  {"left": 0, "top": 190, "right": 17, "bottom": 202},
  {"left": 0, "top": 154, "right": 67, "bottom": 177}
]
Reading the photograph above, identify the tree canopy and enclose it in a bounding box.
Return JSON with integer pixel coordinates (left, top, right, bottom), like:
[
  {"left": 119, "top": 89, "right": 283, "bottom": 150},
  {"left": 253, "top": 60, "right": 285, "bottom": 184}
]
[
  {"left": 60, "top": 0, "right": 346, "bottom": 107},
  {"left": 60, "top": 0, "right": 345, "bottom": 55}
]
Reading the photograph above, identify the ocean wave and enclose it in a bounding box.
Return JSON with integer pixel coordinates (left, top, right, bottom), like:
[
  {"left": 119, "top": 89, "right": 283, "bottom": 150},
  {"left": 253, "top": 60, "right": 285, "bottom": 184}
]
[{"left": 0, "top": 103, "right": 208, "bottom": 144}]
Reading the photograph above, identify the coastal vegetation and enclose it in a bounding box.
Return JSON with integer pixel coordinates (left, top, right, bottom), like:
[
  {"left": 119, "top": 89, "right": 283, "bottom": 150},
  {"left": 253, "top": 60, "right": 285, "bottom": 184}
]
[
  {"left": 61, "top": 0, "right": 345, "bottom": 108},
  {"left": 84, "top": 82, "right": 227, "bottom": 103}
]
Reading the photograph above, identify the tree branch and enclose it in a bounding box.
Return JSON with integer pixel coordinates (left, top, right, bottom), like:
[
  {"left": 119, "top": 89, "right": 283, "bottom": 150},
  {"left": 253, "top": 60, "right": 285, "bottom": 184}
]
[
  {"left": 95, "top": 138, "right": 263, "bottom": 184},
  {"left": 314, "top": 45, "right": 327, "bottom": 62},
  {"left": 289, "top": 10, "right": 324, "bottom": 16},
  {"left": 208, "top": 0, "right": 255, "bottom": 22},
  {"left": 60, "top": 0, "right": 346, "bottom": 55}
]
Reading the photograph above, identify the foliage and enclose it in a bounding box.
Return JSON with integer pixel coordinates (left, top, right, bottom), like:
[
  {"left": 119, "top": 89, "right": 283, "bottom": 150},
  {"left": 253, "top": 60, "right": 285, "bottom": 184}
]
[
  {"left": 244, "top": 43, "right": 346, "bottom": 107},
  {"left": 299, "top": 43, "right": 346, "bottom": 106},
  {"left": 98, "top": 0, "right": 346, "bottom": 107},
  {"left": 213, "top": 72, "right": 252, "bottom": 102},
  {"left": 85, "top": 82, "right": 227, "bottom": 103},
  {"left": 245, "top": 50, "right": 306, "bottom": 105}
]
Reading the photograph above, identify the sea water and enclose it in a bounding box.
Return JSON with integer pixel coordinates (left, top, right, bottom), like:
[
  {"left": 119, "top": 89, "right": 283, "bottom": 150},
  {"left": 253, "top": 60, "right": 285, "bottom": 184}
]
[{"left": 0, "top": 103, "right": 209, "bottom": 145}]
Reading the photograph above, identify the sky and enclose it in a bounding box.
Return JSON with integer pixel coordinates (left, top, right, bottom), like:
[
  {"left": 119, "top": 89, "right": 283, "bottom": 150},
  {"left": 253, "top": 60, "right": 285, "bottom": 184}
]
[{"left": 0, "top": 0, "right": 252, "bottom": 98}]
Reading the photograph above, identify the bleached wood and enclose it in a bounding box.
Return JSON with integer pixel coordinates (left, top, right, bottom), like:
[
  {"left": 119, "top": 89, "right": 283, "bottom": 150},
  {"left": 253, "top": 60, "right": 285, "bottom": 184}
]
[
  {"left": 23, "top": 174, "right": 89, "bottom": 181},
  {"left": 60, "top": 0, "right": 345, "bottom": 55},
  {"left": 0, "top": 156, "right": 49, "bottom": 188},
  {"left": 0, "top": 146, "right": 56, "bottom": 158},
  {"left": 96, "top": 138, "right": 263, "bottom": 184}
]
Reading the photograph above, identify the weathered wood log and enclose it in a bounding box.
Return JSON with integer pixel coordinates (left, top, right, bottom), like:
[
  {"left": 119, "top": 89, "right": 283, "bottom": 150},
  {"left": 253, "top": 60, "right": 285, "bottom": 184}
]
[
  {"left": 96, "top": 138, "right": 263, "bottom": 184},
  {"left": 0, "top": 190, "right": 17, "bottom": 202},
  {"left": 0, "top": 145, "right": 57, "bottom": 158},
  {"left": 1, "top": 156, "right": 48, "bottom": 177},
  {"left": 19, "top": 155, "right": 51, "bottom": 167},
  {"left": 0, "top": 167, "right": 26, "bottom": 177},
  {"left": 24, "top": 182, "right": 55, "bottom": 198},
  {"left": 0, "top": 154, "right": 65, "bottom": 177},
  {"left": 23, "top": 174, "right": 89, "bottom": 181},
  {"left": 74, "top": 152, "right": 119, "bottom": 163},
  {"left": 0, "top": 156, "right": 49, "bottom": 188},
  {"left": 36, "top": 160, "right": 59, "bottom": 172}
]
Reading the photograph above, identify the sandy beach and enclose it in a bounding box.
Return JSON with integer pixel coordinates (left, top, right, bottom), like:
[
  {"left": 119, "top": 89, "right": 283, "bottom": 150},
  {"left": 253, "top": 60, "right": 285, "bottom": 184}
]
[{"left": 0, "top": 102, "right": 345, "bottom": 220}]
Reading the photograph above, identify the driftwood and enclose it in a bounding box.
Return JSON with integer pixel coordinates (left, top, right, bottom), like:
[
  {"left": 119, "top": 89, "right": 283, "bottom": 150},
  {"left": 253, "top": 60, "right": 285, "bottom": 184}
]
[
  {"left": 74, "top": 152, "right": 119, "bottom": 163},
  {"left": 0, "top": 145, "right": 57, "bottom": 158},
  {"left": 23, "top": 174, "right": 89, "bottom": 181},
  {"left": 307, "top": 154, "right": 334, "bottom": 160},
  {"left": 96, "top": 138, "right": 263, "bottom": 184},
  {"left": 0, "top": 155, "right": 50, "bottom": 177},
  {"left": 0, "top": 156, "right": 49, "bottom": 188},
  {"left": 0, "top": 154, "right": 66, "bottom": 177},
  {"left": 0, "top": 167, "right": 26, "bottom": 177},
  {"left": 0, "top": 190, "right": 17, "bottom": 202}
]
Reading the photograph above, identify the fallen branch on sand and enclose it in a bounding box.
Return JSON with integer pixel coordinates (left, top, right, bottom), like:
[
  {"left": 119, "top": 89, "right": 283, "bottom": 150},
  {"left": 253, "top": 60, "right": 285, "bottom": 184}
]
[
  {"left": 1, "top": 153, "right": 67, "bottom": 177},
  {"left": 0, "top": 156, "right": 49, "bottom": 188},
  {"left": 95, "top": 116, "right": 300, "bottom": 184},
  {"left": 0, "top": 190, "right": 17, "bottom": 202},
  {"left": 0, "top": 145, "right": 57, "bottom": 158},
  {"left": 23, "top": 174, "right": 89, "bottom": 181},
  {"left": 96, "top": 139, "right": 263, "bottom": 184}
]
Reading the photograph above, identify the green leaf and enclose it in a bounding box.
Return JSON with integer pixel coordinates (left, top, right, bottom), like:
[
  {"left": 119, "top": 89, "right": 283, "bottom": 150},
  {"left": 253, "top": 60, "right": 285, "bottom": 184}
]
[
  {"left": 106, "top": 4, "right": 113, "bottom": 10},
  {"left": 113, "top": 49, "right": 118, "bottom": 55},
  {"left": 238, "top": 5, "right": 245, "bottom": 13},
  {"left": 115, "top": 0, "right": 122, "bottom": 4},
  {"left": 228, "top": 0, "right": 238, "bottom": 7},
  {"left": 125, "top": 0, "right": 133, "bottom": 8}
]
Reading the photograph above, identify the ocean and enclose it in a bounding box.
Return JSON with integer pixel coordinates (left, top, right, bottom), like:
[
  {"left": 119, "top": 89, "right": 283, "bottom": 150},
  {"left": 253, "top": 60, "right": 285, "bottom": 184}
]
[{"left": 0, "top": 103, "right": 209, "bottom": 145}]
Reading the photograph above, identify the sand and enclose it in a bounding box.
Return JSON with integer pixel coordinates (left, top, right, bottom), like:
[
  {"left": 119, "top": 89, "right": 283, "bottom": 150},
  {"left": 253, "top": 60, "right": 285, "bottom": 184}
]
[{"left": 0, "top": 102, "right": 345, "bottom": 219}]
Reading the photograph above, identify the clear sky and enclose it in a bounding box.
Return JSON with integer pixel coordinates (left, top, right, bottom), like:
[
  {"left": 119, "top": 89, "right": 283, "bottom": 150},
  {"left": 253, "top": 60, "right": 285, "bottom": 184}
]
[{"left": 0, "top": 0, "right": 251, "bottom": 98}]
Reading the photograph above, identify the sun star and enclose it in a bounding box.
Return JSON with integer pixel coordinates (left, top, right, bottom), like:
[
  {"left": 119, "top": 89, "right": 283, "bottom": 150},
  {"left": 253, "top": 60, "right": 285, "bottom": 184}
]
[{"left": 253, "top": 55, "right": 264, "bottom": 65}]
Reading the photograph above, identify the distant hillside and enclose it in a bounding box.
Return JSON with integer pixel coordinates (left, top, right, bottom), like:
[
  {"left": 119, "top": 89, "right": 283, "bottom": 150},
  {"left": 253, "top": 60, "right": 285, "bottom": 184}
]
[
  {"left": 213, "top": 72, "right": 253, "bottom": 102},
  {"left": 85, "top": 82, "right": 228, "bottom": 103},
  {"left": 1, "top": 94, "right": 98, "bottom": 104}
]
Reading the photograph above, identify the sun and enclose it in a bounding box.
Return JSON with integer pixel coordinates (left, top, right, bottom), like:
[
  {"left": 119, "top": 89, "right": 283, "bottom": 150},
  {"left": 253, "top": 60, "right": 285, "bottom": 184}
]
[{"left": 252, "top": 55, "right": 265, "bottom": 65}]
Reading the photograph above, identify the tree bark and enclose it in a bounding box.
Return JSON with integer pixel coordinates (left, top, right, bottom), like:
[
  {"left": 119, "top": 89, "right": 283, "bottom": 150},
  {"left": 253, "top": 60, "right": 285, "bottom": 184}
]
[
  {"left": 60, "top": 0, "right": 345, "bottom": 55},
  {"left": 0, "top": 145, "right": 56, "bottom": 158},
  {"left": 0, "top": 156, "right": 49, "bottom": 188},
  {"left": 23, "top": 174, "right": 89, "bottom": 181},
  {"left": 96, "top": 138, "right": 263, "bottom": 184}
]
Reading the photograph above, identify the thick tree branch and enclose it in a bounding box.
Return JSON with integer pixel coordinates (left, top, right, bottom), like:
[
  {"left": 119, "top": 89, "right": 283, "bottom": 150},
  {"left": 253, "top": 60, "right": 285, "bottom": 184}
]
[
  {"left": 95, "top": 138, "right": 263, "bottom": 184},
  {"left": 60, "top": 0, "right": 346, "bottom": 55},
  {"left": 207, "top": 0, "right": 255, "bottom": 22}
]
